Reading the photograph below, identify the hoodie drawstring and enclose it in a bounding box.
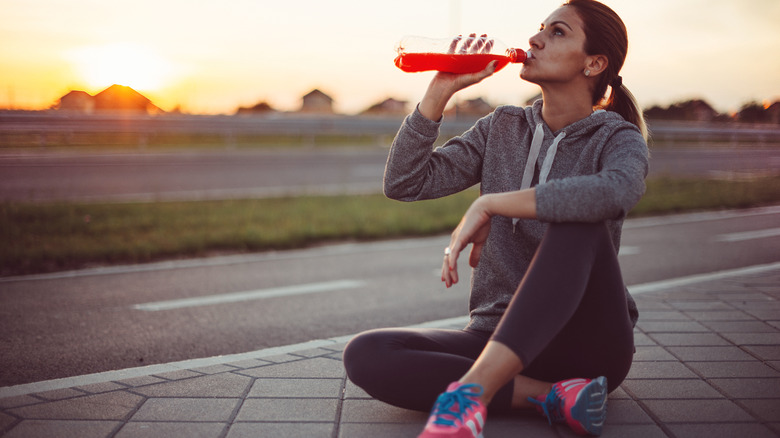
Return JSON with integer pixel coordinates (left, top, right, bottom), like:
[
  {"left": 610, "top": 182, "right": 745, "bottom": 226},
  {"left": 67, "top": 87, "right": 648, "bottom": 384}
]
[
  {"left": 539, "top": 131, "right": 565, "bottom": 184},
  {"left": 520, "top": 123, "right": 545, "bottom": 190},
  {"left": 513, "top": 123, "right": 566, "bottom": 231}
]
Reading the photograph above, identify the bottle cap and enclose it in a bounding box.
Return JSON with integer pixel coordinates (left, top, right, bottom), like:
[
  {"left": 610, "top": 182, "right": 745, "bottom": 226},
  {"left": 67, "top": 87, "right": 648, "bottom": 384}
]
[{"left": 508, "top": 48, "right": 526, "bottom": 63}]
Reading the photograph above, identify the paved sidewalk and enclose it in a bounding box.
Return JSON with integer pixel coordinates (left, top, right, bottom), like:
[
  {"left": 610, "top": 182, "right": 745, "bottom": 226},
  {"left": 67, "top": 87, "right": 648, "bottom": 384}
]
[{"left": 1, "top": 265, "right": 779, "bottom": 438}]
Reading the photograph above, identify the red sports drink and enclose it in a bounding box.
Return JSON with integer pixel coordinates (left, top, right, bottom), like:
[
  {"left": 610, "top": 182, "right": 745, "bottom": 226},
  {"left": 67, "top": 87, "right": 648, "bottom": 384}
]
[{"left": 394, "top": 35, "right": 526, "bottom": 74}]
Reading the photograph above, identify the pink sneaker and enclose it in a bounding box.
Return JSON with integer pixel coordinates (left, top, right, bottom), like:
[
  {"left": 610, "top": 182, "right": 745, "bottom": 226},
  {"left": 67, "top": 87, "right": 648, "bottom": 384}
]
[
  {"left": 418, "top": 382, "right": 487, "bottom": 438},
  {"left": 529, "top": 376, "right": 608, "bottom": 436}
]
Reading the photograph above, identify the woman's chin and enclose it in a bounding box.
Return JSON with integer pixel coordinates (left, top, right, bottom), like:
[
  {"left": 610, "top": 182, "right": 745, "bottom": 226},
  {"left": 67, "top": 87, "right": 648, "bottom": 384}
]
[{"left": 519, "top": 70, "right": 537, "bottom": 84}]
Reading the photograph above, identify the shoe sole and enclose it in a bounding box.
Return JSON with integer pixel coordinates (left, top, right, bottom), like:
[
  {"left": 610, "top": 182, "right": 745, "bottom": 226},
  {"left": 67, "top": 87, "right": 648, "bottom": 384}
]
[{"left": 569, "top": 376, "right": 607, "bottom": 436}]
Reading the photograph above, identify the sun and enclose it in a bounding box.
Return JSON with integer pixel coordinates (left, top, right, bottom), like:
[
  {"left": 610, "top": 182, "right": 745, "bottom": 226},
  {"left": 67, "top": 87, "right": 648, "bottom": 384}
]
[{"left": 69, "top": 43, "right": 176, "bottom": 92}]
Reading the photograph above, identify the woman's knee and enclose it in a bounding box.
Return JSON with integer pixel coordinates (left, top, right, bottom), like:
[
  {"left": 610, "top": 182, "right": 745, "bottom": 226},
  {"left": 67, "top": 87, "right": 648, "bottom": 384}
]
[{"left": 343, "top": 329, "right": 395, "bottom": 386}]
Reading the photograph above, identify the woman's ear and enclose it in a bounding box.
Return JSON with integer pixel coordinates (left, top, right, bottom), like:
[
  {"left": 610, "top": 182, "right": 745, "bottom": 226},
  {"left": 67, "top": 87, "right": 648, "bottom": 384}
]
[{"left": 585, "top": 54, "right": 609, "bottom": 77}]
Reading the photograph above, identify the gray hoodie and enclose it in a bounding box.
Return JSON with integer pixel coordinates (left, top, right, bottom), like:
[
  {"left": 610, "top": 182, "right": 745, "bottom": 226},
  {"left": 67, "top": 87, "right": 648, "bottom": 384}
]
[{"left": 384, "top": 99, "right": 649, "bottom": 332}]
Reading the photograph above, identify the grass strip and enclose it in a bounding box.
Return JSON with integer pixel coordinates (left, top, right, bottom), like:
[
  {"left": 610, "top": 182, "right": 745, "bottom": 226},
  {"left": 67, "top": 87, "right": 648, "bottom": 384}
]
[{"left": 2, "top": 176, "right": 779, "bottom": 277}]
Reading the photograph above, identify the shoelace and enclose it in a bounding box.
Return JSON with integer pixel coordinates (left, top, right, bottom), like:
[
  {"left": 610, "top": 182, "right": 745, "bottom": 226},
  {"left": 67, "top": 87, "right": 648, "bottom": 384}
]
[
  {"left": 527, "top": 386, "right": 564, "bottom": 425},
  {"left": 430, "top": 383, "right": 484, "bottom": 427}
]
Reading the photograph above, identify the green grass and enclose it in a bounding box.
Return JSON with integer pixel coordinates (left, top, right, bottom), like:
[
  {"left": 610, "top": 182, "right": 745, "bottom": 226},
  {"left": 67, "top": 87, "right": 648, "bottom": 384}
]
[
  {"left": 2, "top": 176, "right": 779, "bottom": 277},
  {"left": 632, "top": 176, "right": 780, "bottom": 215},
  {"left": 0, "top": 190, "right": 479, "bottom": 276}
]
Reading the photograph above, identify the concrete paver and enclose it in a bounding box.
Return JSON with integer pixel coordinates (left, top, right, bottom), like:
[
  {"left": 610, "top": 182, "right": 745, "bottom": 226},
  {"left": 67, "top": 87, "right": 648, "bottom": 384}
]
[{"left": 1, "top": 267, "right": 778, "bottom": 437}]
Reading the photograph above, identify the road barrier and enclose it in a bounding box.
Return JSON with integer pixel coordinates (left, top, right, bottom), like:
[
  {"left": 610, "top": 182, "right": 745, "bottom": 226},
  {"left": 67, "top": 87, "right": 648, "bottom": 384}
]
[{"left": 2, "top": 111, "right": 780, "bottom": 148}]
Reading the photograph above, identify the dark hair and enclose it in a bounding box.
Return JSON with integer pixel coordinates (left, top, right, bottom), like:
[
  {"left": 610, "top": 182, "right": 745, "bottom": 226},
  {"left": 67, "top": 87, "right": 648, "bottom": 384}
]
[{"left": 564, "top": 0, "right": 647, "bottom": 139}]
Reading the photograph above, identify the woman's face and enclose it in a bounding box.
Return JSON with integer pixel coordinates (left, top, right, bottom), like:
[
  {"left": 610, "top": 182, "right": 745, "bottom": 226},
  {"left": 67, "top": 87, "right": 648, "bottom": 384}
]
[{"left": 521, "top": 6, "right": 590, "bottom": 86}]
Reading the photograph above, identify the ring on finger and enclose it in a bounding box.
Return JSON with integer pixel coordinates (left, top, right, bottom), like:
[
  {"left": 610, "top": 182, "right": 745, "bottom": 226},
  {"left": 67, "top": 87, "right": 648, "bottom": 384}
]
[{"left": 444, "top": 247, "right": 451, "bottom": 256}]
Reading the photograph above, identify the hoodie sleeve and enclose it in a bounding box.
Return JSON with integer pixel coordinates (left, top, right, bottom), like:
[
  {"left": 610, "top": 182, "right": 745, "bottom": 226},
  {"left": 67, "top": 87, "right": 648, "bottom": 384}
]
[
  {"left": 383, "top": 106, "right": 490, "bottom": 201},
  {"left": 535, "top": 126, "right": 649, "bottom": 223}
]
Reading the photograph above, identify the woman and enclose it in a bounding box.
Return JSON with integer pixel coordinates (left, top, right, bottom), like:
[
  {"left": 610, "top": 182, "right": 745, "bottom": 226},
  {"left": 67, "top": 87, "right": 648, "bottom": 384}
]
[{"left": 343, "top": 1, "right": 648, "bottom": 436}]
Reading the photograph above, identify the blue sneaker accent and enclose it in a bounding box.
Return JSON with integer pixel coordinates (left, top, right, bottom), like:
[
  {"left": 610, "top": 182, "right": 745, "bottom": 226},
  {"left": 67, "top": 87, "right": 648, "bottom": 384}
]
[
  {"left": 419, "top": 382, "right": 487, "bottom": 438},
  {"left": 528, "top": 376, "right": 608, "bottom": 436},
  {"left": 430, "top": 383, "right": 483, "bottom": 427},
  {"left": 528, "top": 389, "right": 564, "bottom": 425}
]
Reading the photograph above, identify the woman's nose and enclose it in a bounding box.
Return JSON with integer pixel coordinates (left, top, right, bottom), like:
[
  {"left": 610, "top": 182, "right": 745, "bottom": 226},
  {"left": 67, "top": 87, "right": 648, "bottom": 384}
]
[{"left": 528, "top": 32, "right": 543, "bottom": 50}]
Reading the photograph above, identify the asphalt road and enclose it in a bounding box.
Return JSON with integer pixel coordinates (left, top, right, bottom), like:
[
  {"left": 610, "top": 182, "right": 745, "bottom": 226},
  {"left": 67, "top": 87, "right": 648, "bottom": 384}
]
[
  {"left": 1, "top": 143, "right": 778, "bottom": 386},
  {"left": 0, "top": 146, "right": 778, "bottom": 202},
  {"left": 0, "top": 149, "right": 388, "bottom": 202},
  {"left": 1, "top": 206, "right": 778, "bottom": 386}
]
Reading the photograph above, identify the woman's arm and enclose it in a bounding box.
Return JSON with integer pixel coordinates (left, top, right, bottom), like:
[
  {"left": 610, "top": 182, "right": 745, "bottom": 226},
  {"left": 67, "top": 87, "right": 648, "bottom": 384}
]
[
  {"left": 482, "top": 188, "right": 537, "bottom": 219},
  {"left": 441, "top": 188, "right": 537, "bottom": 287},
  {"left": 383, "top": 63, "right": 500, "bottom": 202}
]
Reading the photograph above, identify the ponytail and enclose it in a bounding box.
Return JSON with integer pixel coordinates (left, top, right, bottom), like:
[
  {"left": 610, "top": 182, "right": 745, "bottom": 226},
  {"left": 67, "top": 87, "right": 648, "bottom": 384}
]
[
  {"left": 604, "top": 83, "right": 648, "bottom": 141},
  {"left": 565, "top": 0, "right": 648, "bottom": 141}
]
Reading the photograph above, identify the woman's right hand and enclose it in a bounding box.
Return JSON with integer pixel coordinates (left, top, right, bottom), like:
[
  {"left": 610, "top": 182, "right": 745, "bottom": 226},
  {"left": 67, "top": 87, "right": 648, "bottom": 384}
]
[
  {"left": 441, "top": 195, "right": 493, "bottom": 288},
  {"left": 418, "top": 34, "right": 499, "bottom": 121}
]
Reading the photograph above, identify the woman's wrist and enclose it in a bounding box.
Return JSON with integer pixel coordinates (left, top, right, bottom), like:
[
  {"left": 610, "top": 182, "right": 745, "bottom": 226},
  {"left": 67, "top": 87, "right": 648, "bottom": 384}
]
[
  {"left": 419, "top": 79, "right": 456, "bottom": 121},
  {"left": 475, "top": 194, "right": 496, "bottom": 218},
  {"left": 480, "top": 189, "right": 537, "bottom": 220}
]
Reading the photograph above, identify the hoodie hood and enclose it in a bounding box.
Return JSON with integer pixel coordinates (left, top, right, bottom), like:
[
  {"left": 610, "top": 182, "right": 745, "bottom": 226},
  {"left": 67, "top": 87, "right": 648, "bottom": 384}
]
[
  {"left": 522, "top": 99, "right": 630, "bottom": 183},
  {"left": 512, "top": 99, "right": 632, "bottom": 228}
]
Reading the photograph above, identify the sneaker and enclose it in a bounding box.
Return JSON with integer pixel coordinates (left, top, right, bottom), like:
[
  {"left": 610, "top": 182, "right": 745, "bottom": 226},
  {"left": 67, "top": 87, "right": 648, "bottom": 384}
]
[
  {"left": 528, "top": 376, "right": 608, "bottom": 436},
  {"left": 418, "top": 382, "right": 487, "bottom": 438}
]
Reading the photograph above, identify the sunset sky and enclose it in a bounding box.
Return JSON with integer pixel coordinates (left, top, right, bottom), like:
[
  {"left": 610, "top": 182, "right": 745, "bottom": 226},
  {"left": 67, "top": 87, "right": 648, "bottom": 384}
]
[{"left": 1, "top": 0, "right": 779, "bottom": 115}]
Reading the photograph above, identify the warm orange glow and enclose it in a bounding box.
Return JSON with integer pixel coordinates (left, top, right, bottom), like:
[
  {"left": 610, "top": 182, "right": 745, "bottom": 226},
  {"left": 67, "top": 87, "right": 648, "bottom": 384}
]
[
  {"left": 67, "top": 43, "right": 177, "bottom": 92},
  {"left": 0, "top": 1, "right": 777, "bottom": 114}
]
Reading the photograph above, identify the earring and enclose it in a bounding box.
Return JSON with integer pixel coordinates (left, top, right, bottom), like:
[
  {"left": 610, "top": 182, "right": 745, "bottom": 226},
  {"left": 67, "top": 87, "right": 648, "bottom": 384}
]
[{"left": 584, "top": 69, "right": 591, "bottom": 77}]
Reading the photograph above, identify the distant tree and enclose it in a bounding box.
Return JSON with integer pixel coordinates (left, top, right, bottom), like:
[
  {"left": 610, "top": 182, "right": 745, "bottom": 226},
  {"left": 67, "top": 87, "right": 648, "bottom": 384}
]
[
  {"left": 643, "top": 105, "right": 670, "bottom": 121},
  {"left": 736, "top": 101, "right": 769, "bottom": 123},
  {"left": 643, "top": 99, "right": 719, "bottom": 122},
  {"left": 766, "top": 102, "right": 780, "bottom": 124}
]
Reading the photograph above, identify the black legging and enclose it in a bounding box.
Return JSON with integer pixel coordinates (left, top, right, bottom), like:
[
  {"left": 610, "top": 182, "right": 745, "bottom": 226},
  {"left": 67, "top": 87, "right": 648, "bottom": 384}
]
[{"left": 343, "top": 222, "right": 635, "bottom": 413}]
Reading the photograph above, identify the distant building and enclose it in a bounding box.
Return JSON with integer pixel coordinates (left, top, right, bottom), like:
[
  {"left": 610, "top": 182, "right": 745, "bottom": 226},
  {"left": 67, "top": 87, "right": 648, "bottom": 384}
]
[
  {"left": 361, "top": 98, "right": 408, "bottom": 116},
  {"left": 57, "top": 90, "right": 95, "bottom": 114},
  {"left": 445, "top": 97, "right": 494, "bottom": 119},
  {"left": 300, "top": 89, "right": 334, "bottom": 113},
  {"left": 54, "top": 85, "right": 161, "bottom": 114},
  {"left": 236, "top": 101, "right": 276, "bottom": 115},
  {"left": 93, "top": 84, "right": 161, "bottom": 113}
]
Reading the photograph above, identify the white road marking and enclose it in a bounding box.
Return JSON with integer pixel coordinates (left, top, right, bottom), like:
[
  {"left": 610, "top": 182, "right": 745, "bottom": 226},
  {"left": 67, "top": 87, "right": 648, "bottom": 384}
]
[
  {"left": 628, "top": 261, "right": 780, "bottom": 295},
  {"left": 3, "top": 262, "right": 779, "bottom": 399},
  {"left": 132, "top": 279, "right": 365, "bottom": 311},
  {"left": 623, "top": 205, "right": 780, "bottom": 229},
  {"left": 715, "top": 227, "right": 780, "bottom": 242},
  {"left": 619, "top": 246, "right": 640, "bottom": 256}
]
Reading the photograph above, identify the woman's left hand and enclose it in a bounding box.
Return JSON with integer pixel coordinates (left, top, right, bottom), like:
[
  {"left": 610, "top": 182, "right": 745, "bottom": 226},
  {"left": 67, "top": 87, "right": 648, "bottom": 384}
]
[{"left": 442, "top": 196, "right": 493, "bottom": 288}]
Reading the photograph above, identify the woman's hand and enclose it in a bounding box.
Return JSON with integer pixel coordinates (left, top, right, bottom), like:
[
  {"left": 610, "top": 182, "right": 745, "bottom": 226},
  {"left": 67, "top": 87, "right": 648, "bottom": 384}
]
[
  {"left": 442, "top": 196, "right": 493, "bottom": 288},
  {"left": 419, "top": 34, "right": 499, "bottom": 122},
  {"left": 440, "top": 189, "right": 538, "bottom": 287}
]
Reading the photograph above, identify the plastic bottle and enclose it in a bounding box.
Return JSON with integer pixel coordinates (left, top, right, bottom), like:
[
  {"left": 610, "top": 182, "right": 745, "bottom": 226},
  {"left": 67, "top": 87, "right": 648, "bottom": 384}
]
[{"left": 394, "top": 34, "right": 526, "bottom": 74}]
